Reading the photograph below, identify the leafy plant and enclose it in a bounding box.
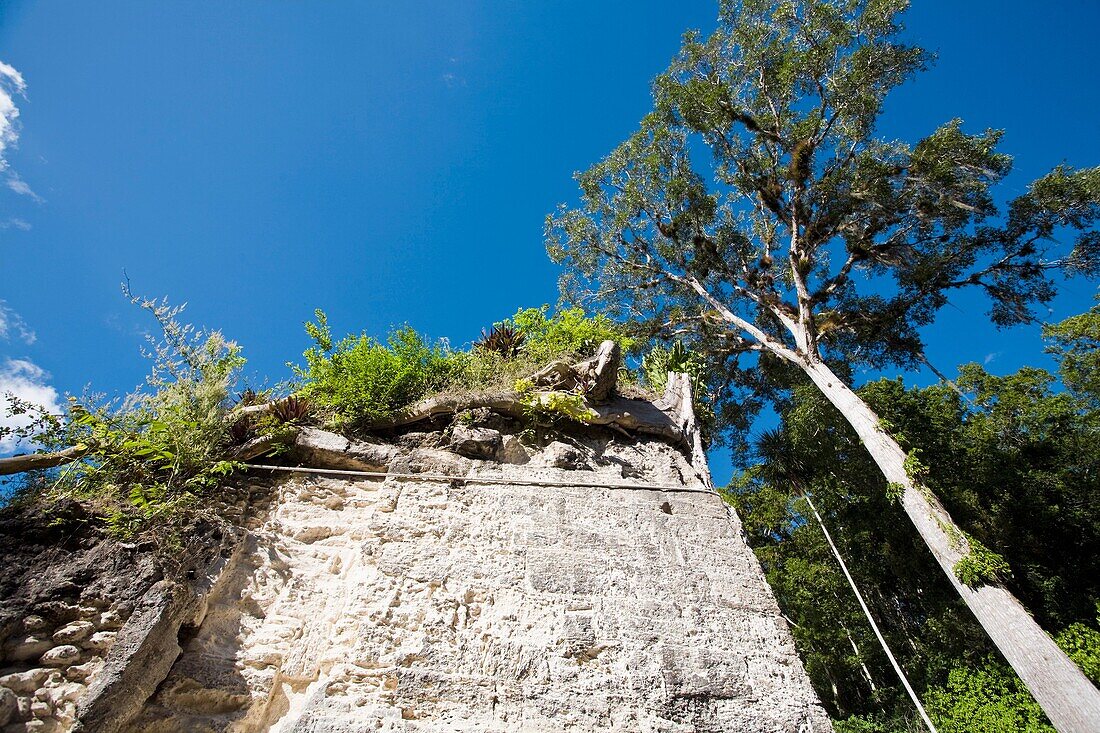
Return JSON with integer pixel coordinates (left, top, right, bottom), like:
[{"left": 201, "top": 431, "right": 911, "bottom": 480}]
[
  {"left": 270, "top": 395, "right": 312, "bottom": 424},
  {"left": 228, "top": 415, "right": 253, "bottom": 445},
  {"left": 924, "top": 658, "right": 1054, "bottom": 733},
  {"left": 35, "top": 288, "right": 248, "bottom": 535},
  {"left": 953, "top": 534, "right": 1012, "bottom": 588},
  {"left": 511, "top": 305, "right": 634, "bottom": 362},
  {"left": 521, "top": 390, "right": 599, "bottom": 426},
  {"left": 294, "top": 311, "right": 450, "bottom": 425},
  {"left": 475, "top": 324, "right": 527, "bottom": 358},
  {"left": 642, "top": 341, "right": 715, "bottom": 440},
  {"left": 1054, "top": 604, "right": 1100, "bottom": 685},
  {"left": 642, "top": 341, "right": 707, "bottom": 393}
]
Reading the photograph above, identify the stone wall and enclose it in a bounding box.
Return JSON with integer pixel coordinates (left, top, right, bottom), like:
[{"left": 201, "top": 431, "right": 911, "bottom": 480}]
[{"left": 0, "top": 408, "right": 831, "bottom": 732}]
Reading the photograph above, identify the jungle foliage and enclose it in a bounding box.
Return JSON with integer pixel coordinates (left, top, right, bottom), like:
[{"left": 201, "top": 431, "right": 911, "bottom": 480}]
[
  {"left": 2, "top": 299, "right": 638, "bottom": 534},
  {"left": 1, "top": 292, "right": 251, "bottom": 535},
  {"left": 293, "top": 305, "right": 636, "bottom": 428},
  {"left": 726, "top": 306, "right": 1100, "bottom": 731}
]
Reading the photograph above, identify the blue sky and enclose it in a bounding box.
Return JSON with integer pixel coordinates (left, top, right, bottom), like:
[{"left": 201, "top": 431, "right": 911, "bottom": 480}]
[{"left": 0, "top": 1, "right": 1098, "bottom": 481}]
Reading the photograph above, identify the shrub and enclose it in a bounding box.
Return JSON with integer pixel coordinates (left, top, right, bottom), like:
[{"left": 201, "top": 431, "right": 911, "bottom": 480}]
[
  {"left": 924, "top": 658, "right": 1054, "bottom": 732},
  {"left": 37, "top": 291, "right": 246, "bottom": 535},
  {"left": 294, "top": 310, "right": 450, "bottom": 425},
  {"left": 1055, "top": 603, "right": 1100, "bottom": 684},
  {"left": 511, "top": 305, "right": 635, "bottom": 362},
  {"left": 293, "top": 306, "right": 636, "bottom": 426}
]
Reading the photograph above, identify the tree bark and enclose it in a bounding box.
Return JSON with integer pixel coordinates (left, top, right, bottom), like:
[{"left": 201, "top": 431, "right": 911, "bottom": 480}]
[
  {"left": 800, "top": 357, "right": 1100, "bottom": 733},
  {"left": 0, "top": 444, "right": 87, "bottom": 476}
]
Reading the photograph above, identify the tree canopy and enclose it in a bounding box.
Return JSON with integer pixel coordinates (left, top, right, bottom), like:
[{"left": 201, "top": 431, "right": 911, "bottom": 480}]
[
  {"left": 729, "top": 304, "right": 1100, "bottom": 730},
  {"left": 547, "top": 0, "right": 1100, "bottom": 430},
  {"left": 546, "top": 0, "right": 1100, "bottom": 726}
]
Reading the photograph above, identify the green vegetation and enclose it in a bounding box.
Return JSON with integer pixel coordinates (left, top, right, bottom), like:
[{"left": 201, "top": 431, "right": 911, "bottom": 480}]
[
  {"left": 3, "top": 292, "right": 250, "bottom": 535},
  {"left": 510, "top": 305, "right": 635, "bottom": 363},
  {"left": 515, "top": 380, "right": 599, "bottom": 427},
  {"left": 294, "top": 311, "right": 452, "bottom": 426},
  {"left": 726, "top": 305, "right": 1100, "bottom": 731},
  {"left": 641, "top": 341, "right": 705, "bottom": 396},
  {"left": 953, "top": 534, "right": 1012, "bottom": 589},
  {"left": 3, "top": 300, "right": 639, "bottom": 532},
  {"left": 923, "top": 660, "right": 1054, "bottom": 733},
  {"left": 547, "top": 0, "right": 1100, "bottom": 721},
  {"left": 293, "top": 305, "right": 635, "bottom": 428}
]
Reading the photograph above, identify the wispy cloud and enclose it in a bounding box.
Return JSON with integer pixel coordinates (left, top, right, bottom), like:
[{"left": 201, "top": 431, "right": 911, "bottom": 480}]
[
  {"left": 0, "top": 300, "right": 36, "bottom": 344},
  {"left": 0, "top": 60, "right": 27, "bottom": 172},
  {"left": 0, "top": 60, "right": 42, "bottom": 209},
  {"left": 6, "top": 171, "right": 40, "bottom": 202},
  {"left": 0, "top": 217, "right": 31, "bottom": 230},
  {"left": 0, "top": 358, "right": 60, "bottom": 452},
  {"left": 441, "top": 57, "right": 466, "bottom": 88},
  {"left": 983, "top": 352, "right": 1000, "bottom": 365}
]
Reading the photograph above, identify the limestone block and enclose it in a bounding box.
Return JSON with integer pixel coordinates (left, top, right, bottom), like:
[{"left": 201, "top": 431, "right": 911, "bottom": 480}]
[
  {"left": 51, "top": 623, "right": 93, "bottom": 646},
  {"left": 81, "top": 633, "right": 115, "bottom": 652},
  {"left": 38, "top": 647, "right": 80, "bottom": 668},
  {"left": 122, "top": 427, "right": 831, "bottom": 732},
  {"left": 0, "top": 687, "right": 16, "bottom": 726},
  {"left": 0, "top": 670, "right": 49, "bottom": 694},
  {"left": 449, "top": 425, "right": 503, "bottom": 460}
]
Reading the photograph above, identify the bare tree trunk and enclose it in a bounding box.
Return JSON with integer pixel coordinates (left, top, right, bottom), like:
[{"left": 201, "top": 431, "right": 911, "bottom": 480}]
[
  {"left": 0, "top": 445, "right": 87, "bottom": 476},
  {"left": 835, "top": 609, "right": 877, "bottom": 694},
  {"left": 800, "top": 357, "right": 1100, "bottom": 733}
]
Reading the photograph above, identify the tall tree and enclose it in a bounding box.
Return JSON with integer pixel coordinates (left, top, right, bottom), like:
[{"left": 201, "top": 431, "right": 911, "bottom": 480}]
[{"left": 546, "top": 1, "right": 1100, "bottom": 728}]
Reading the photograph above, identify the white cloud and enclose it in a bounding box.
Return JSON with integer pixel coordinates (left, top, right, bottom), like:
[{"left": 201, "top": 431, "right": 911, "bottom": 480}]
[
  {"left": 0, "top": 60, "right": 27, "bottom": 173},
  {"left": 984, "top": 352, "right": 1000, "bottom": 365},
  {"left": 0, "top": 358, "right": 61, "bottom": 452},
  {"left": 6, "top": 171, "right": 40, "bottom": 201},
  {"left": 0, "top": 300, "right": 36, "bottom": 344},
  {"left": 0, "top": 217, "right": 31, "bottom": 230}
]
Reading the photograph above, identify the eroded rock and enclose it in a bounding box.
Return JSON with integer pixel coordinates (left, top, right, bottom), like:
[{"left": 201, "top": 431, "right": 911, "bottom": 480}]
[
  {"left": 51, "top": 623, "right": 93, "bottom": 646},
  {"left": 1, "top": 384, "right": 829, "bottom": 733},
  {"left": 0, "top": 686, "right": 17, "bottom": 726},
  {"left": 448, "top": 425, "right": 502, "bottom": 460},
  {"left": 39, "top": 646, "right": 80, "bottom": 667}
]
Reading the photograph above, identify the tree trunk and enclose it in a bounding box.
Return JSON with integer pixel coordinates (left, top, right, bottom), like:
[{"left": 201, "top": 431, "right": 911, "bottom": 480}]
[
  {"left": 0, "top": 444, "right": 87, "bottom": 476},
  {"left": 800, "top": 357, "right": 1100, "bottom": 733}
]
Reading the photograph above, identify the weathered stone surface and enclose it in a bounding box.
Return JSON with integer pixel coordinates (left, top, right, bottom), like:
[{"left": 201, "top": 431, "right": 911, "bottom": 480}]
[
  {"left": 1, "top": 386, "right": 830, "bottom": 733},
  {"left": 0, "top": 669, "right": 48, "bottom": 695},
  {"left": 51, "top": 623, "right": 93, "bottom": 646},
  {"left": 72, "top": 524, "right": 242, "bottom": 733},
  {"left": 532, "top": 440, "right": 591, "bottom": 470},
  {"left": 39, "top": 646, "right": 80, "bottom": 667},
  {"left": 21, "top": 618, "right": 46, "bottom": 633},
  {"left": 0, "top": 686, "right": 17, "bottom": 726},
  {"left": 291, "top": 427, "right": 396, "bottom": 472},
  {"left": 81, "top": 632, "right": 114, "bottom": 652},
  {"left": 448, "top": 425, "right": 503, "bottom": 460},
  {"left": 124, "top": 428, "right": 831, "bottom": 732}
]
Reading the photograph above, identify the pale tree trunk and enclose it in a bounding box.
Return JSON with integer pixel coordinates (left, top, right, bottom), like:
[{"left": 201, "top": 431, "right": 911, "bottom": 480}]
[
  {"left": 799, "top": 357, "right": 1100, "bottom": 732},
  {"left": 835, "top": 610, "right": 878, "bottom": 694}
]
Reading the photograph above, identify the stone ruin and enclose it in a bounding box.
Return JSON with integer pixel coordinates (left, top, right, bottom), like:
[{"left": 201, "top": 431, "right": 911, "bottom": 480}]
[{"left": 0, "top": 344, "right": 832, "bottom": 732}]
